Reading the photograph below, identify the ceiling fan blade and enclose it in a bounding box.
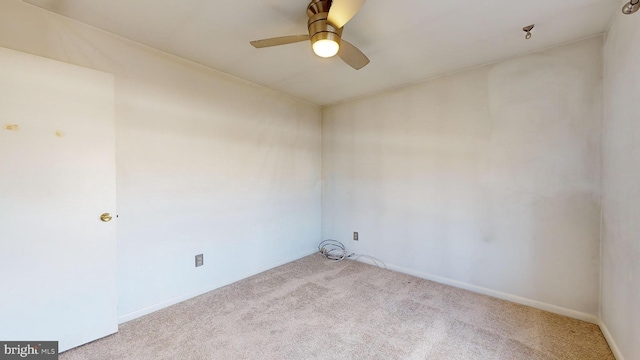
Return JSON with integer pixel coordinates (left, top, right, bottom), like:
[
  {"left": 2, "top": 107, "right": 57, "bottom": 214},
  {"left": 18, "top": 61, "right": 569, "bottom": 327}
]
[
  {"left": 250, "top": 35, "right": 310, "bottom": 48},
  {"left": 338, "top": 40, "right": 370, "bottom": 70},
  {"left": 328, "top": 0, "right": 366, "bottom": 28}
]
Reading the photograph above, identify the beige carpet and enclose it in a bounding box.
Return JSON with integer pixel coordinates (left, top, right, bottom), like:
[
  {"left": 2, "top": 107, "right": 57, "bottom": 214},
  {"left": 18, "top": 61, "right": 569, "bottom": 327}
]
[{"left": 62, "top": 254, "right": 614, "bottom": 359}]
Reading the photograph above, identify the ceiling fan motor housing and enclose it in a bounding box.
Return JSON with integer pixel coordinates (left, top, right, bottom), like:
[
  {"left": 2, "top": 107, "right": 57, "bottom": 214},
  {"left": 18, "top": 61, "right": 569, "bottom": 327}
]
[
  {"left": 307, "top": 0, "right": 331, "bottom": 16},
  {"left": 307, "top": 0, "right": 342, "bottom": 47}
]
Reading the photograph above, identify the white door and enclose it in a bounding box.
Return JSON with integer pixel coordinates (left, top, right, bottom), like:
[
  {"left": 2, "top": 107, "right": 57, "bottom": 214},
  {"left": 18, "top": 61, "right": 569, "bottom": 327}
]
[{"left": 0, "top": 47, "right": 117, "bottom": 352}]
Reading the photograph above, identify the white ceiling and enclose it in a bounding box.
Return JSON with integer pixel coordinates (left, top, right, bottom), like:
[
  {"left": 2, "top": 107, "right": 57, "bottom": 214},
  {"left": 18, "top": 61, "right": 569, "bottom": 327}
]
[{"left": 25, "top": 0, "right": 621, "bottom": 105}]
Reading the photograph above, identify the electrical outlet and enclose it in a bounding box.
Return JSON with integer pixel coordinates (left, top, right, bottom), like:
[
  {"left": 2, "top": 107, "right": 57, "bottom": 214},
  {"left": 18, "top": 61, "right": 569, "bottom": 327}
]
[
  {"left": 353, "top": 232, "right": 359, "bottom": 241},
  {"left": 195, "top": 254, "right": 204, "bottom": 267}
]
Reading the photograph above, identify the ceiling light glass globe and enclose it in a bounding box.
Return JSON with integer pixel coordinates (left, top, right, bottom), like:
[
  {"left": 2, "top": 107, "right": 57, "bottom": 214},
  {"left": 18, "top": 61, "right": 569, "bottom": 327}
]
[{"left": 313, "top": 39, "right": 339, "bottom": 58}]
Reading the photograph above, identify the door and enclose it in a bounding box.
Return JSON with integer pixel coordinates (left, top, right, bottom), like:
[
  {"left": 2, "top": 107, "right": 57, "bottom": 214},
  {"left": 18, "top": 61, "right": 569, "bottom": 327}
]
[{"left": 0, "top": 47, "right": 117, "bottom": 352}]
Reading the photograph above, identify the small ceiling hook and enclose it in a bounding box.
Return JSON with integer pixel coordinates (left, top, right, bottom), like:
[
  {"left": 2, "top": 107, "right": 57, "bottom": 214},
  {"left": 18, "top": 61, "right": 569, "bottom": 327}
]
[
  {"left": 622, "top": 0, "right": 640, "bottom": 14},
  {"left": 523, "top": 24, "right": 534, "bottom": 40}
]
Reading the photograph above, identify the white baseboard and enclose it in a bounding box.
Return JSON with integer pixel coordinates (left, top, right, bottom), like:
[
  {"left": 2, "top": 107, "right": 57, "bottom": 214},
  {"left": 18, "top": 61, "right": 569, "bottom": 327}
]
[
  {"left": 351, "top": 258, "right": 625, "bottom": 360},
  {"left": 351, "top": 258, "right": 600, "bottom": 324},
  {"left": 598, "top": 320, "right": 625, "bottom": 360},
  {"left": 117, "top": 248, "right": 318, "bottom": 324}
]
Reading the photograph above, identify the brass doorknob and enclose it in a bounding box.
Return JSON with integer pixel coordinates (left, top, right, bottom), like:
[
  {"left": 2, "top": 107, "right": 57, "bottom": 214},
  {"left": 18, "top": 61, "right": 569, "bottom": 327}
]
[{"left": 100, "top": 213, "right": 113, "bottom": 222}]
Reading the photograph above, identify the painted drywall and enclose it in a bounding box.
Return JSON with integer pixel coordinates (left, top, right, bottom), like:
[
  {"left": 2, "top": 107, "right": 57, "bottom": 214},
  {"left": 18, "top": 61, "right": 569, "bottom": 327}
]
[
  {"left": 602, "top": 10, "right": 640, "bottom": 360},
  {"left": 322, "top": 37, "right": 603, "bottom": 316},
  {"left": 0, "top": 0, "right": 321, "bottom": 320}
]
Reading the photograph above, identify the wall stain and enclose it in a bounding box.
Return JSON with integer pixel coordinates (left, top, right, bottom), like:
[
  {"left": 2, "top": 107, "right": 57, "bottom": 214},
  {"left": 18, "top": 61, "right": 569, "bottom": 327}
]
[
  {"left": 5, "top": 124, "right": 19, "bottom": 131},
  {"left": 55, "top": 131, "right": 64, "bottom": 138}
]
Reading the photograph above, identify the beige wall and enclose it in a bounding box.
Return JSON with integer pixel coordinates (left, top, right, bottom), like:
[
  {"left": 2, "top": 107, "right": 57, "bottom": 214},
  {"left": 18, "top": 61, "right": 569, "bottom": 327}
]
[
  {"left": 602, "top": 10, "right": 640, "bottom": 360},
  {"left": 0, "top": 0, "right": 322, "bottom": 321},
  {"left": 323, "top": 37, "right": 603, "bottom": 318}
]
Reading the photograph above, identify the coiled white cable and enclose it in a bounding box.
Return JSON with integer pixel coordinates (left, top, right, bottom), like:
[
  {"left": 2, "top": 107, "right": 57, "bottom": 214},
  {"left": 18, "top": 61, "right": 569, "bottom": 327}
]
[
  {"left": 318, "top": 239, "right": 386, "bottom": 268},
  {"left": 318, "top": 239, "right": 347, "bottom": 261}
]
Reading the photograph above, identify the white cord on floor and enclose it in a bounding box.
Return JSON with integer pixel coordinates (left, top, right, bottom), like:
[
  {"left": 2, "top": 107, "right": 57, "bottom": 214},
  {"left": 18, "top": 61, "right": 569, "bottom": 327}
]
[
  {"left": 347, "top": 254, "right": 387, "bottom": 269},
  {"left": 318, "top": 239, "right": 386, "bottom": 269}
]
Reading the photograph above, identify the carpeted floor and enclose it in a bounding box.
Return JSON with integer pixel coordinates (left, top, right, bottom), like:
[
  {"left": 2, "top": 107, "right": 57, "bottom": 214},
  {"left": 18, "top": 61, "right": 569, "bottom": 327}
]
[{"left": 61, "top": 254, "right": 615, "bottom": 359}]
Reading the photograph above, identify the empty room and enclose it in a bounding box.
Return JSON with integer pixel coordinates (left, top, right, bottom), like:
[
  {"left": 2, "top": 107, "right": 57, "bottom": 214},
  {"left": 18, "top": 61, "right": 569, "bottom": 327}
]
[{"left": 0, "top": 0, "right": 638, "bottom": 359}]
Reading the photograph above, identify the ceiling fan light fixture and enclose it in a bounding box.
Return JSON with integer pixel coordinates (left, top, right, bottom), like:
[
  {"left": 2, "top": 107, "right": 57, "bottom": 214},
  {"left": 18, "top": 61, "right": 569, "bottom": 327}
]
[
  {"left": 250, "top": 0, "right": 369, "bottom": 69},
  {"left": 308, "top": 11, "right": 342, "bottom": 58},
  {"left": 313, "top": 38, "right": 340, "bottom": 57}
]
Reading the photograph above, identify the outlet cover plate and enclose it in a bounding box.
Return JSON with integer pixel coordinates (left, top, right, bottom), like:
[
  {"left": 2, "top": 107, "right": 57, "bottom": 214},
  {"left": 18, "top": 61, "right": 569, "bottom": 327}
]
[{"left": 195, "top": 254, "right": 204, "bottom": 267}]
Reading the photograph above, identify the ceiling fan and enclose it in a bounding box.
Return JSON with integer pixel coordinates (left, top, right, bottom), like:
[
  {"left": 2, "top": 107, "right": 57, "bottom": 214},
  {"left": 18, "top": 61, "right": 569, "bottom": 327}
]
[{"left": 250, "top": 0, "right": 370, "bottom": 70}]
